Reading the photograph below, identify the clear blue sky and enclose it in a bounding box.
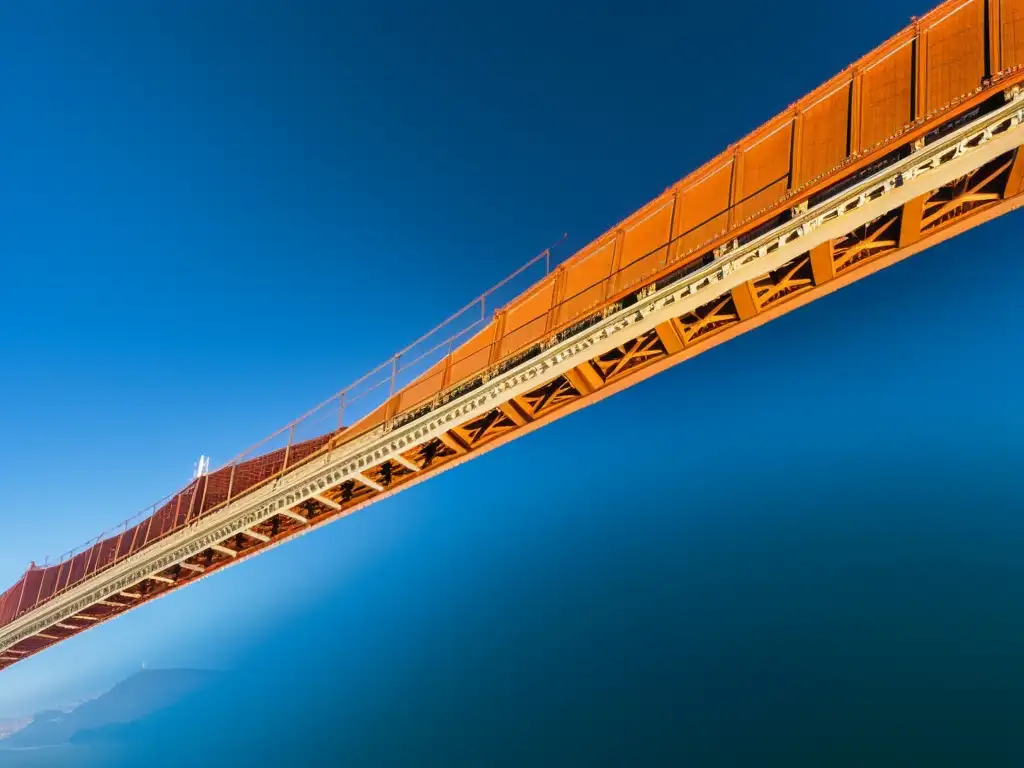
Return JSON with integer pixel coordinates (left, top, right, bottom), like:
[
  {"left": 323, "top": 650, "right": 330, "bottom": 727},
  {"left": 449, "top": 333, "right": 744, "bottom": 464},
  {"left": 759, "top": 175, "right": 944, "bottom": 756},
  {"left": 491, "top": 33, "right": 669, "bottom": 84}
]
[{"left": 2, "top": 1, "right": 1024, "bottom": 762}]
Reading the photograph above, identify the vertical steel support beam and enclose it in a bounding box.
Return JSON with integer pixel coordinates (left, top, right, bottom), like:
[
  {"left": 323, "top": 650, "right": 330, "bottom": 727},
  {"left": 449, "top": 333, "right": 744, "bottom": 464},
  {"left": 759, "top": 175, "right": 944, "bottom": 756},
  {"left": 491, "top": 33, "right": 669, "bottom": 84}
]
[
  {"left": 126, "top": 518, "right": 143, "bottom": 562},
  {"left": 664, "top": 189, "right": 679, "bottom": 267},
  {"left": 653, "top": 320, "right": 685, "bottom": 355},
  {"left": 184, "top": 478, "right": 201, "bottom": 525},
  {"left": 899, "top": 195, "right": 926, "bottom": 247},
  {"left": 849, "top": 68, "right": 863, "bottom": 155},
  {"left": 988, "top": 0, "right": 1003, "bottom": 76},
  {"left": 913, "top": 20, "right": 927, "bottom": 120},
  {"left": 111, "top": 522, "right": 128, "bottom": 570},
  {"left": 13, "top": 578, "right": 27, "bottom": 619},
  {"left": 791, "top": 110, "right": 805, "bottom": 188},
  {"left": 545, "top": 265, "right": 567, "bottom": 335},
  {"left": 562, "top": 363, "right": 604, "bottom": 396},
  {"left": 810, "top": 240, "right": 836, "bottom": 285},
  {"left": 226, "top": 461, "right": 237, "bottom": 505},
  {"left": 385, "top": 356, "right": 402, "bottom": 424},
  {"left": 143, "top": 509, "right": 156, "bottom": 548},
  {"left": 606, "top": 229, "right": 626, "bottom": 297},
  {"left": 387, "top": 356, "right": 398, "bottom": 399},
  {"left": 731, "top": 281, "right": 760, "bottom": 321},
  {"left": 336, "top": 391, "right": 347, "bottom": 431},
  {"left": 32, "top": 566, "right": 47, "bottom": 613},
  {"left": 497, "top": 401, "right": 529, "bottom": 427},
  {"left": 82, "top": 537, "right": 99, "bottom": 582},
  {"left": 282, "top": 424, "right": 296, "bottom": 472},
  {"left": 172, "top": 493, "right": 183, "bottom": 530},
  {"left": 54, "top": 560, "right": 68, "bottom": 596},
  {"left": 486, "top": 310, "right": 507, "bottom": 366},
  {"left": 440, "top": 339, "right": 454, "bottom": 390},
  {"left": 728, "top": 148, "right": 743, "bottom": 230}
]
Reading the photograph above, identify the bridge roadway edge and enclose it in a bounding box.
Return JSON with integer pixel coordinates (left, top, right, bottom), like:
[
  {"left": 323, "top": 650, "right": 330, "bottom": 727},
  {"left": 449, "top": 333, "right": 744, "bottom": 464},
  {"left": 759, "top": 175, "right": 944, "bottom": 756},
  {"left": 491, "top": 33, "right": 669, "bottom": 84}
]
[{"left": 2, "top": 90, "right": 1023, "bottom": 659}]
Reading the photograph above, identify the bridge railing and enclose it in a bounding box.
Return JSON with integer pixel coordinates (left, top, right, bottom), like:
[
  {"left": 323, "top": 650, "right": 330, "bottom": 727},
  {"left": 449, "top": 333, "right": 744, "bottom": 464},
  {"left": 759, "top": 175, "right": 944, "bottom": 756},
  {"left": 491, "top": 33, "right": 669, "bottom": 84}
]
[
  {"left": 11, "top": 217, "right": 722, "bottom": 605},
  {"left": 15, "top": 59, "right": 1020, "bottom": 626},
  {"left": 0, "top": 246, "right": 559, "bottom": 626},
  {"left": 0, "top": 164, "right": 820, "bottom": 627},
  {"left": 0, "top": 129, "right": 922, "bottom": 628}
]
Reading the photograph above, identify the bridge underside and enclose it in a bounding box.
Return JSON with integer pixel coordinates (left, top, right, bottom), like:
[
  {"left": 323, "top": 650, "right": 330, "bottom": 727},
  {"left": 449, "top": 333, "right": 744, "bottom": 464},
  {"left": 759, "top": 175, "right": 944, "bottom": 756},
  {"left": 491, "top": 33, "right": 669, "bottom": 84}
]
[{"left": 3, "top": 83, "right": 1023, "bottom": 671}]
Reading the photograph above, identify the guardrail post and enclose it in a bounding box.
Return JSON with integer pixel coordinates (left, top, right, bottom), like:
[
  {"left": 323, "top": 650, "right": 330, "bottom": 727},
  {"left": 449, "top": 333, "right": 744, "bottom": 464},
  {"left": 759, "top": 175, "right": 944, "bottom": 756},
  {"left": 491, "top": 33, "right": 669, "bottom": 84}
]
[
  {"left": 32, "top": 564, "right": 47, "bottom": 611},
  {"left": 282, "top": 424, "right": 296, "bottom": 470},
  {"left": 111, "top": 520, "right": 128, "bottom": 569},
  {"left": 196, "top": 477, "right": 210, "bottom": 520},
  {"left": 82, "top": 536, "right": 99, "bottom": 581},
  {"left": 226, "top": 460, "right": 237, "bottom": 504},
  {"left": 144, "top": 504, "right": 156, "bottom": 545},
  {"left": 387, "top": 356, "right": 398, "bottom": 398},
  {"left": 54, "top": 559, "right": 67, "bottom": 595},
  {"left": 14, "top": 575, "right": 28, "bottom": 618},
  {"left": 172, "top": 493, "right": 183, "bottom": 531}
]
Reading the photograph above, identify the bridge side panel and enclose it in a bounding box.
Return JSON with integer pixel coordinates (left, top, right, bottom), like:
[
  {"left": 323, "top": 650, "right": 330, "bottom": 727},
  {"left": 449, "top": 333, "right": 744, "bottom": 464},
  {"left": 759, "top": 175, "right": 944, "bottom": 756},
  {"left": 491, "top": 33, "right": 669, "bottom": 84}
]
[
  {"left": 141, "top": 499, "right": 179, "bottom": 547},
  {"left": 199, "top": 466, "right": 233, "bottom": 513},
  {"left": 498, "top": 280, "right": 557, "bottom": 359},
  {"left": 231, "top": 450, "right": 285, "bottom": 503},
  {"left": 798, "top": 77, "right": 853, "bottom": 185},
  {"left": 922, "top": 0, "right": 986, "bottom": 114},
  {"left": 19, "top": 571, "right": 42, "bottom": 620},
  {"left": 610, "top": 196, "right": 675, "bottom": 295},
  {"left": 0, "top": 578, "right": 25, "bottom": 625},
  {"left": 117, "top": 522, "right": 144, "bottom": 559},
  {"left": 289, "top": 436, "right": 332, "bottom": 468},
  {"left": 396, "top": 359, "right": 447, "bottom": 412},
  {"left": 34, "top": 568, "right": 58, "bottom": 608},
  {"left": 93, "top": 538, "right": 119, "bottom": 573},
  {"left": 670, "top": 160, "right": 733, "bottom": 261},
  {"left": 346, "top": 326, "right": 500, "bottom": 436},
  {"left": 57, "top": 554, "right": 83, "bottom": 593},
  {"left": 55, "top": 557, "right": 74, "bottom": 594},
  {"left": 735, "top": 117, "right": 794, "bottom": 223},
  {"left": 859, "top": 34, "right": 916, "bottom": 151},
  {"left": 0, "top": 438, "right": 341, "bottom": 633},
  {"left": 79, "top": 542, "right": 103, "bottom": 584},
  {"left": 556, "top": 237, "right": 617, "bottom": 326},
  {"left": 1001, "top": 0, "right": 1024, "bottom": 68},
  {"left": 446, "top": 324, "right": 497, "bottom": 388}
]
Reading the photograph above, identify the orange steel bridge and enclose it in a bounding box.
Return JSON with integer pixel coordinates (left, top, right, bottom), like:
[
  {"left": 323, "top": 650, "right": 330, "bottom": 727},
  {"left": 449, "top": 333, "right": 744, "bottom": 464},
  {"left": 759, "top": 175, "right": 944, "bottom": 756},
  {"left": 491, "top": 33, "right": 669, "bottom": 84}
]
[{"left": 3, "top": 0, "right": 1024, "bottom": 672}]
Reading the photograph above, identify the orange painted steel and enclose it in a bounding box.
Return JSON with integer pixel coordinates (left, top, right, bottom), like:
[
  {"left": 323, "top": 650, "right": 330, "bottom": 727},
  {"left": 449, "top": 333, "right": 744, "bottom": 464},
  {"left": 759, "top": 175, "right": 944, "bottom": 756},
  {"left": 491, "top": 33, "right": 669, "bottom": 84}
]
[
  {"left": 3, "top": 0, "right": 1024, "bottom": 671},
  {"left": 0, "top": 435, "right": 334, "bottom": 627},
  {"left": 337, "top": 0, "right": 1024, "bottom": 440}
]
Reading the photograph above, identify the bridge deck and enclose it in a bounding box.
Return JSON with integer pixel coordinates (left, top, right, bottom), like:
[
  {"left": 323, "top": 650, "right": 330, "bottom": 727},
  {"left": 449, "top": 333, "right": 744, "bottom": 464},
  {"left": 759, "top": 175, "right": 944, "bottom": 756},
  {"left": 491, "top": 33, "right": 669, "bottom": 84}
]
[{"left": 3, "top": 0, "right": 1024, "bottom": 672}]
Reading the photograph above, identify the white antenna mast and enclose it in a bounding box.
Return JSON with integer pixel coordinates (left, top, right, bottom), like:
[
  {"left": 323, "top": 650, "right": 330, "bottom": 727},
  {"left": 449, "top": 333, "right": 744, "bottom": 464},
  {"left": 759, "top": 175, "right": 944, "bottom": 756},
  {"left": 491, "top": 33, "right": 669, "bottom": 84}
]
[{"left": 193, "top": 455, "right": 210, "bottom": 479}]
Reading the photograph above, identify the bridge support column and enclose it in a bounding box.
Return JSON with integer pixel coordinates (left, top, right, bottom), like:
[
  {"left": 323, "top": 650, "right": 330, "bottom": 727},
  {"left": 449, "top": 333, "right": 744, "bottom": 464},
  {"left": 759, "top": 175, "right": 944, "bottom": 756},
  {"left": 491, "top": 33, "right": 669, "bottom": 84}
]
[
  {"left": 809, "top": 241, "right": 835, "bottom": 285},
  {"left": 563, "top": 363, "right": 603, "bottom": 396},
  {"left": 898, "top": 196, "right": 925, "bottom": 248},
  {"left": 498, "top": 401, "right": 530, "bottom": 426},
  {"left": 653, "top": 320, "right": 685, "bottom": 354},
  {"left": 730, "top": 281, "right": 760, "bottom": 321}
]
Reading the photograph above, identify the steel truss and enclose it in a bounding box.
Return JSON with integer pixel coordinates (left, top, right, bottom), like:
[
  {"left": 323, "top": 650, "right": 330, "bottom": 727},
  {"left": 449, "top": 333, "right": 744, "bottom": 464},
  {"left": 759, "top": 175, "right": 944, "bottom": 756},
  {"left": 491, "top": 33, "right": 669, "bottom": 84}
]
[{"left": 3, "top": 87, "right": 1024, "bottom": 672}]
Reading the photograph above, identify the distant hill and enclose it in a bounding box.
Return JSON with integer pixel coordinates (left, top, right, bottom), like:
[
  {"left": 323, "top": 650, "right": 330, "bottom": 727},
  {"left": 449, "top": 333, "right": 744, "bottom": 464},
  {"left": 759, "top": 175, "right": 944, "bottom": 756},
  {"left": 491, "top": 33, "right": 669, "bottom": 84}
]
[
  {"left": 0, "top": 669, "right": 220, "bottom": 750},
  {"left": 0, "top": 718, "right": 31, "bottom": 740}
]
